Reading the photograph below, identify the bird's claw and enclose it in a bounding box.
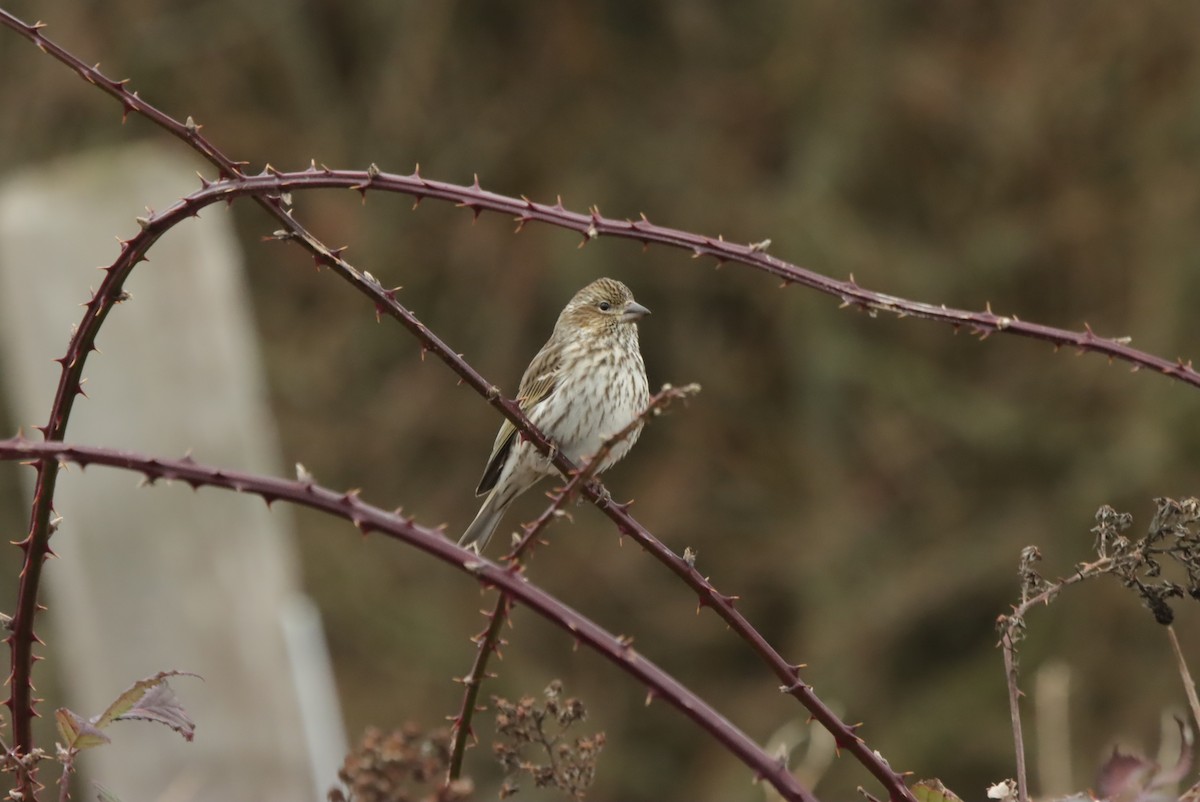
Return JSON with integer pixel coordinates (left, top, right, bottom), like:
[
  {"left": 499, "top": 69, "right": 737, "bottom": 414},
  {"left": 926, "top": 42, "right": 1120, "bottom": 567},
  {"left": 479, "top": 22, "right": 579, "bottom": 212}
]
[{"left": 587, "top": 480, "right": 611, "bottom": 505}]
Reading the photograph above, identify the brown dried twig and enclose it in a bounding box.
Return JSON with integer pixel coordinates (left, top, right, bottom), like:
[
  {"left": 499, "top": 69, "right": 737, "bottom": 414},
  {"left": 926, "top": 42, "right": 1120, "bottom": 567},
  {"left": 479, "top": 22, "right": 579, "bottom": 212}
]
[{"left": 997, "top": 499, "right": 1200, "bottom": 802}]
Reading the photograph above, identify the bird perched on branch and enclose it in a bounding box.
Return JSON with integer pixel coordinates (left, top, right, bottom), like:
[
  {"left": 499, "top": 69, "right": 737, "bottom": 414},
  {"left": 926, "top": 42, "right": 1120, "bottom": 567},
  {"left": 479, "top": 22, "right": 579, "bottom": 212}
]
[{"left": 459, "top": 277, "right": 650, "bottom": 552}]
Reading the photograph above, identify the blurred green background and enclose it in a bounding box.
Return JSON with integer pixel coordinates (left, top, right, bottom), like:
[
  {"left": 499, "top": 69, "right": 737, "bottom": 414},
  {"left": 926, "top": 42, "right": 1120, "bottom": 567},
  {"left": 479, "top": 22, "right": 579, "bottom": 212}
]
[{"left": 4, "top": 1, "right": 1200, "bottom": 799}]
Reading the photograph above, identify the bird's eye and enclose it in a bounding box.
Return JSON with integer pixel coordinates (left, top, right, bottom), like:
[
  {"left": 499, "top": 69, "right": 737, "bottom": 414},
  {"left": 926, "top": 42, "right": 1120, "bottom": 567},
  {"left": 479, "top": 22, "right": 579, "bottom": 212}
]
[{"left": 598, "top": 301, "right": 612, "bottom": 311}]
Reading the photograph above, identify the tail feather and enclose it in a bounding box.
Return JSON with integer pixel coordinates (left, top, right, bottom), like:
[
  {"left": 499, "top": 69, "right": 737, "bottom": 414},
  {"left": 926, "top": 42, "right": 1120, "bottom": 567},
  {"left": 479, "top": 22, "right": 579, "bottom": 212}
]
[
  {"left": 459, "top": 491, "right": 508, "bottom": 552},
  {"left": 460, "top": 463, "right": 544, "bottom": 553}
]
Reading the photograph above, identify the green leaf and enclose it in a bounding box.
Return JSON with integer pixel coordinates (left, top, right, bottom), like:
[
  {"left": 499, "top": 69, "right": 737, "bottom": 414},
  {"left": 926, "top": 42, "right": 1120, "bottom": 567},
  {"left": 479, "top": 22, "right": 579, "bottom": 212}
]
[
  {"left": 912, "top": 779, "right": 965, "bottom": 802},
  {"left": 55, "top": 708, "right": 111, "bottom": 751}
]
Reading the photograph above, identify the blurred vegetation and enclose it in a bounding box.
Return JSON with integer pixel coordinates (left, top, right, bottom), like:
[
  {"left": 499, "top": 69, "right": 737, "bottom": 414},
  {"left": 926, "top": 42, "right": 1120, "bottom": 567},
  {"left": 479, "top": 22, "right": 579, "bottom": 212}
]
[{"left": 4, "top": 1, "right": 1200, "bottom": 800}]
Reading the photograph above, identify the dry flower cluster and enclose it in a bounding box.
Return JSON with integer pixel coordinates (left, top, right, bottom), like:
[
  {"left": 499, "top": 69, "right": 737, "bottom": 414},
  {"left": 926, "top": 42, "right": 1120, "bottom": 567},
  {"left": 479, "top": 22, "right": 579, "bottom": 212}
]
[
  {"left": 331, "top": 725, "right": 472, "bottom": 802},
  {"left": 492, "top": 681, "right": 604, "bottom": 800}
]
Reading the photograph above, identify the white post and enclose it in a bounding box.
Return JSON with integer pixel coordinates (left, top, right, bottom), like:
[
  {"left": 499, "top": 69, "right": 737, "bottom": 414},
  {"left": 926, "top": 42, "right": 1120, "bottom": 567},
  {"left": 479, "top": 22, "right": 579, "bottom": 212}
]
[{"left": 0, "top": 143, "right": 346, "bottom": 802}]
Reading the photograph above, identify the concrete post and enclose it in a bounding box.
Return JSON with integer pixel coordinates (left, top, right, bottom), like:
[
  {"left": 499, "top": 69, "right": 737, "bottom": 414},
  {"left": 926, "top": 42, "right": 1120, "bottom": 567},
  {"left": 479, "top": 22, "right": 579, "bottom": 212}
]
[{"left": 0, "top": 143, "right": 345, "bottom": 802}]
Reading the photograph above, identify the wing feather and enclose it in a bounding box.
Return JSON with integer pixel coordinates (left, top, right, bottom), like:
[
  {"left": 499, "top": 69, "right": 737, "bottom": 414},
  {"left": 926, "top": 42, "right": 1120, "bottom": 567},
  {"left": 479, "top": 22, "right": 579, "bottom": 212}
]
[{"left": 474, "top": 338, "right": 562, "bottom": 495}]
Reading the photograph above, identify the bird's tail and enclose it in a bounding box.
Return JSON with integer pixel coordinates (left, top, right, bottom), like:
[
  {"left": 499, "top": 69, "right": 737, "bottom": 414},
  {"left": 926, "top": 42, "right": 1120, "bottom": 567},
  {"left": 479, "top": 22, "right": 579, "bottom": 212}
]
[{"left": 459, "top": 491, "right": 507, "bottom": 552}]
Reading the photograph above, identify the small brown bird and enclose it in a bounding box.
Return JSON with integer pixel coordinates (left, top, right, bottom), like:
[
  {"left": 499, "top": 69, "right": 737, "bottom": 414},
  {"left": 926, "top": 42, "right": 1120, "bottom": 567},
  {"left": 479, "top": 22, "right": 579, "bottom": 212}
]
[{"left": 459, "top": 278, "right": 651, "bottom": 552}]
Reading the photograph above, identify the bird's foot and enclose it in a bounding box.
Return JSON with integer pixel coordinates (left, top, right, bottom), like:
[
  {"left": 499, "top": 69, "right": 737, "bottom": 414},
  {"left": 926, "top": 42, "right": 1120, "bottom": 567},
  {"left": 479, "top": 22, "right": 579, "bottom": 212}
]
[{"left": 585, "top": 480, "right": 611, "bottom": 505}]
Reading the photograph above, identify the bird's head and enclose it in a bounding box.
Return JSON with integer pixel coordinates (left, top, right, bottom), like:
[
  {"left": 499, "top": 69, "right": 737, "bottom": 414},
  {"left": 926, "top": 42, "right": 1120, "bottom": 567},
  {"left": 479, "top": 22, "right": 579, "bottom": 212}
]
[{"left": 559, "top": 277, "right": 650, "bottom": 333}]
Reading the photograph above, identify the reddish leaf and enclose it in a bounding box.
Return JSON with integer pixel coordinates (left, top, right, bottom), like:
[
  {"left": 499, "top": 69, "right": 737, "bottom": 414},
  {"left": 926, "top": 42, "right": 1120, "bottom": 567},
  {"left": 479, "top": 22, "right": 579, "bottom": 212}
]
[
  {"left": 1097, "top": 749, "right": 1155, "bottom": 802},
  {"left": 93, "top": 670, "right": 200, "bottom": 742},
  {"left": 1097, "top": 719, "right": 1194, "bottom": 802}
]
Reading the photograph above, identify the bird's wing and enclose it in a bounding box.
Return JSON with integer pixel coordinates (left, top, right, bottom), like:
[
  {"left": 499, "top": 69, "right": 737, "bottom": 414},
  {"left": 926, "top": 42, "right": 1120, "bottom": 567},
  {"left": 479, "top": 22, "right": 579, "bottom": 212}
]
[{"left": 474, "top": 341, "right": 562, "bottom": 496}]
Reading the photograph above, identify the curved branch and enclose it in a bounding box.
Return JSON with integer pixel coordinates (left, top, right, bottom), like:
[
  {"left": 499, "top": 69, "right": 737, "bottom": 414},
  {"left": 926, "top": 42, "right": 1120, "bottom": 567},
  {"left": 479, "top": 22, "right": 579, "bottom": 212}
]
[
  {"left": 2, "top": 18, "right": 1184, "bottom": 385},
  {"left": 0, "top": 437, "right": 815, "bottom": 802}
]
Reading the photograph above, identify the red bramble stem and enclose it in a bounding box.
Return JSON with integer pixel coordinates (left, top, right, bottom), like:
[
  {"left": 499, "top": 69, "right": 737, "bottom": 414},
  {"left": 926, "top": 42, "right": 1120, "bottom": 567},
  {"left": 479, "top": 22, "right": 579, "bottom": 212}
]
[{"left": 0, "top": 437, "right": 816, "bottom": 802}]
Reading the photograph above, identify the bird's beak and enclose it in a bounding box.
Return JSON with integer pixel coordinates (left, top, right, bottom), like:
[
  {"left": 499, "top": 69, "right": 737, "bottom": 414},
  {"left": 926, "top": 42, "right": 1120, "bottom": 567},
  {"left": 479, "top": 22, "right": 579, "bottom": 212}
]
[{"left": 622, "top": 301, "right": 651, "bottom": 321}]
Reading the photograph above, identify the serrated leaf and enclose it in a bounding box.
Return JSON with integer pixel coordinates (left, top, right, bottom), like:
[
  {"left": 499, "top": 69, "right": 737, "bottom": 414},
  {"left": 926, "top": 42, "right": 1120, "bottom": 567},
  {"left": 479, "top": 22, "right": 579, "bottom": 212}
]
[
  {"left": 93, "top": 670, "right": 200, "bottom": 741},
  {"left": 113, "top": 679, "right": 196, "bottom": 740},
  {"left": 912, "top": 779, "right": 965, "bottom": 802},
  {"left": 55, "top": 708, "right": 110, "bottom": 751}
]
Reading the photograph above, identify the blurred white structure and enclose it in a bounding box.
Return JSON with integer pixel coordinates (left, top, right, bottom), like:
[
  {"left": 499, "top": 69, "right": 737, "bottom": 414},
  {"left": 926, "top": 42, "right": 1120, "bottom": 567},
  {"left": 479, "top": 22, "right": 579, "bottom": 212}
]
[{"left": 0, "top": 144, "right": 346, "bottom": 802}]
